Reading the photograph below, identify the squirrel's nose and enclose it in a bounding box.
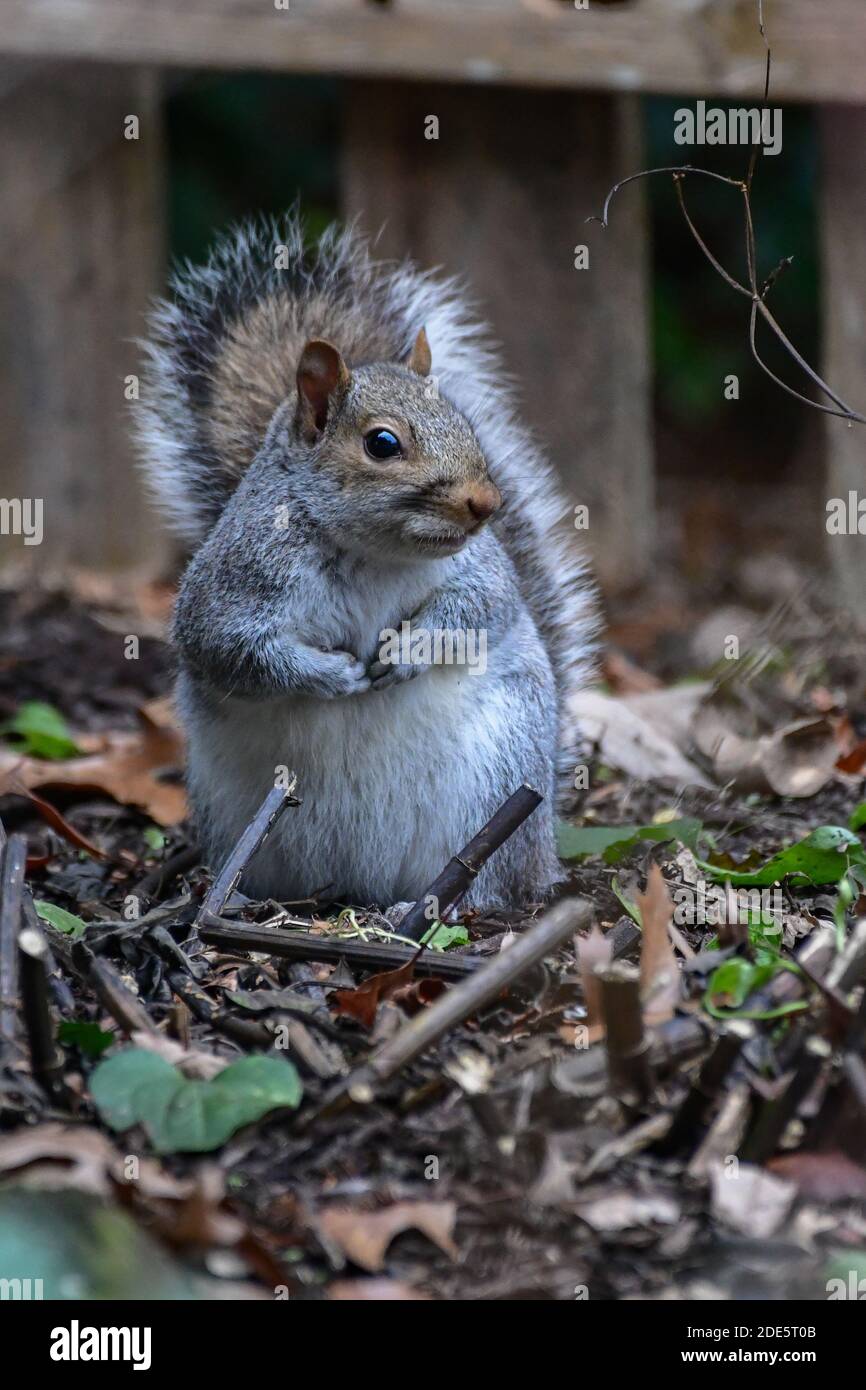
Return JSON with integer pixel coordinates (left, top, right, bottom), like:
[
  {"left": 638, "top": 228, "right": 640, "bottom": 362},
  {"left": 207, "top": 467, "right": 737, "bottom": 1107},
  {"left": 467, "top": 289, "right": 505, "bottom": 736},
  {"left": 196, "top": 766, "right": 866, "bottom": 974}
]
[{"left": 462, "top": 481, "right": 502, "bottom": 528}]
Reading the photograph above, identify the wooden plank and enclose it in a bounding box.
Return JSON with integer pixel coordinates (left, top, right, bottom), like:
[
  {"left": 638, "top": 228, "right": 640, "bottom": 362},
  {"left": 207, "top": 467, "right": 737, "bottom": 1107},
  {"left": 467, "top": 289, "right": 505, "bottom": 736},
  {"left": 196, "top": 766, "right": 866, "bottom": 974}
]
[
  {"left": 820, "top": 104, "right": 866, "bottom": 612},
  {"left": 343, "top": 81, "right": 652, "bottom": 593},
  {"left": 0, "top": 62, "right": 169, "bottom": 572},
  {"left": 1, "top": 0, "right": 866, "bottom": 103}
]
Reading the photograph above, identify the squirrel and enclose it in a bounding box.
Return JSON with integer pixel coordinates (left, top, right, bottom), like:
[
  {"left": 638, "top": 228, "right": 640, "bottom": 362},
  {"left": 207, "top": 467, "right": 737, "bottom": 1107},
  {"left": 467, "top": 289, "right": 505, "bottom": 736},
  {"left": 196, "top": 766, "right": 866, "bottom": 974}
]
[{"left": 134, "top": 213, "right": 596, "bottom": 911}]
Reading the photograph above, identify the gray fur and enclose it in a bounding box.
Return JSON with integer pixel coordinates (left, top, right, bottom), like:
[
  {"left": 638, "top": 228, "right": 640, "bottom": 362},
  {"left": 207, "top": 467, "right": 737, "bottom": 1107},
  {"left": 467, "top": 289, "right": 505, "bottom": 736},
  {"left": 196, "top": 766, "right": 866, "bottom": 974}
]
[{"left": 134, "top": 213, "right": 597, "bottom": 909}]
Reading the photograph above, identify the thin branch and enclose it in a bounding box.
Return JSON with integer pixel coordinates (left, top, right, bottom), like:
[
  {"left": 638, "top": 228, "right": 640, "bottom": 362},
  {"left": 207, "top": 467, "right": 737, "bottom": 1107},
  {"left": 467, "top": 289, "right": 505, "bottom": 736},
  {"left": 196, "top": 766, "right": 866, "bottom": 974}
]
[
  {"left": 588, "top": 0, "right": 866, "bottom": 428},
  {"left": 673, "top": 176, "right": 750, "bottom": 298}
]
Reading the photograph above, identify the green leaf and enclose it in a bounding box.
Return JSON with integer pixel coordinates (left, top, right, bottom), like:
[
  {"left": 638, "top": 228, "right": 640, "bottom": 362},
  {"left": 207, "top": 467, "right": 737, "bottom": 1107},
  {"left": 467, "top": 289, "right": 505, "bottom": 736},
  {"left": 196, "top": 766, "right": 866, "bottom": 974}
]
[
  {"left": 2, "top": 701, "right": 80, "bottom": 760},
  {"left": 850, "top": 802, "right": 866, "bottom": 833},
  {"left": 58, "top": 1020, "right": 114, "bottom": 1057},
  {"left": 420, "top": 921, "right": 470, "bottom": 950},
  {"left": 704, "top": 951, "right": 805, "bottom": 1021},
  {"left": 143, "top": 825, "right": 166, "bottom": 853},
  {"left": 611, "top": 876, "right": 642, "bottom": 926},
  {"left": 556, "top": 817, "right": 702, "bottom": 864},
  {"left": 34, "top": 900, "right": 88, "bottom": 940},
  {"left": 90, "top": 1048, "right": 303, "bottom": 1153},
  {"left": 697, "top": 826, "right": 866, "bottom": 889}
]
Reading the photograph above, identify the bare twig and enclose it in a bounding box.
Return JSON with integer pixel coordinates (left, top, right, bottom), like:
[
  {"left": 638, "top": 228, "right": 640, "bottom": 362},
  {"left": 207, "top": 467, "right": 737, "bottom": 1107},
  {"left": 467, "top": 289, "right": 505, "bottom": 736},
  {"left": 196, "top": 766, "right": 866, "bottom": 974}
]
[
  {"left": 842, "top": 1051, "right": 866, "bottom": 1117},
  {"left": 197, "top": 780, "right": 300, "bottom": 925},
  {"left": 18, "top": 925, "right": 68, "bottom": 1105},
  {"left": 588, "top": 0, "right": 866, "bottom": 427},
  {"left": 0, "top": 833, "right": 26, "bottom": 1055},
  {"left": 199, "top": 916, "right": 481, "bottom": 981},
  {"left": 656, "top": 1021, "right": 754, "bottom": 1156},
  {"left": 739, "top": 1034, "right": 831, "bottom": 1162},
  {"left": 399, "top": 783, "right": 543, "bottom": 942},
  {"left": 305, "top": 897, "right": 594, "bottom": 1124},
  {"left": 596, "top": 960, "right": 653, "bottom": 1100},
  {"left": 135, "top": 843, "right": 200, "bottom": 901},
  {"left": 51, "top": 937, "right": 158, "bottom": 1037}
]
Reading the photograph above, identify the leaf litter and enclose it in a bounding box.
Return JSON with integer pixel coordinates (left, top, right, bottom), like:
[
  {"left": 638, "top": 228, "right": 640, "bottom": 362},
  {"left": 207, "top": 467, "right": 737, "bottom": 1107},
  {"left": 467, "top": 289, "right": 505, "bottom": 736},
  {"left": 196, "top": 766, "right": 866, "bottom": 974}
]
[{"left": 2, "top": 583, "right": 866, "bottom": 1300}]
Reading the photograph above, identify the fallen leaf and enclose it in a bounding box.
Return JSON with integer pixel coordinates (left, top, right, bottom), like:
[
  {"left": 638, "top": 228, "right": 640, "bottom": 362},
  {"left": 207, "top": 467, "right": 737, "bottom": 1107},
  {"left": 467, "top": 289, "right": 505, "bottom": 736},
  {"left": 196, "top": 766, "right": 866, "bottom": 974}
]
[
  {"left": 331, "top": 958, "right": 416, "bottom": 1030},
  {"left": 708, "top": 1161, "right": 795, "bottom": 1238},
  {"left": 576, "top": 1190, "right": 681, "bottom": 1232},
  {"left": 18, "top": 787, "right": 108, "bottom": 859},
  {"left": 564, "top": 687, "right": 713, "bottom": 786},
  {"left": 0, "top": 699, "right": 186, "bottom": 826},
  {"left": 0, "top": 1122, "right": 190, "bottom": 1200},
  {"left": 91, "top": 1048, "right": 302, "bottom": 1153},
  {"left": 129, "top": 1029, "right": 229, "bottom": 1081},
  {"left": 1, "top": 701, "right": 80, "bottom": 759},
  {"left": 838, "top": 740, "right": 866, "bottom": 775},
  {"left": 637, "top": 864, "right": 680, "bottom": 1024},
  {"left": 694, "top": 693, "right": 839, "bottom": 798},
  {"left": 768, "top": 1151, "right": 866, "bottom": 1202},
  {"left": 557, "top": 817, "right": 702, "bottom": 864},
  {"left": 317, "top": 1201, "right": 458, "bottom": 1272},
  {"left": 0, "top": 1124, "right": 117, "bottom": 1196},
  {"left": 698, "top": 825, "right": 866, "bottom": 888},
  {"left": 602, "top": 650, "right": 663, "bottom": 695}
]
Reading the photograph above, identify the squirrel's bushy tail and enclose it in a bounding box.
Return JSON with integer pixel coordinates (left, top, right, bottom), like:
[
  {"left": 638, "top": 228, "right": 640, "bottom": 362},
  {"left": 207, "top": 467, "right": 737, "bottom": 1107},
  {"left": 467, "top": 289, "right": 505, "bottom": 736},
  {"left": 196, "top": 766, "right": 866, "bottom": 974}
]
[{"left": 135, "top": 212, "right": 597, "bottom": 757}]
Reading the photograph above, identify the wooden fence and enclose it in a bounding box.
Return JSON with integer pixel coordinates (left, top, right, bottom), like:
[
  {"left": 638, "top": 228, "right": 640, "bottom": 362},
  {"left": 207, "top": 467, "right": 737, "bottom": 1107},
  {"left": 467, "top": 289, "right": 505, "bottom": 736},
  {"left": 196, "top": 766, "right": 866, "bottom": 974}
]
[{"left": 0, "top": 0, "right": 863, "bottom": 603}]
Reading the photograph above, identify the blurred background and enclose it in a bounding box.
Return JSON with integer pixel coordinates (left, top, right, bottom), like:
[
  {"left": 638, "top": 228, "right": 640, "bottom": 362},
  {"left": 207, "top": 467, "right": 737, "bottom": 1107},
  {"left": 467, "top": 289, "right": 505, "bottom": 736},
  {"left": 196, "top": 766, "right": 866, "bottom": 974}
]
[
  {"left": 0, "top": 1, "right": 863, "bottom": 675},
  {"left": 166, "top": 76, "right": 826, "bottom": 644}
]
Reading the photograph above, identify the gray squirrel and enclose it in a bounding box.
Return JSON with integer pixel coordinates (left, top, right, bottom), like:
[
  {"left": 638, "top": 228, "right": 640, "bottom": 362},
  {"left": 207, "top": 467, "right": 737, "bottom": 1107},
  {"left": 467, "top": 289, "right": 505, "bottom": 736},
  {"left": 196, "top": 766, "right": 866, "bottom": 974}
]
[{"left": 134, "top": 214, "right": 596, "bottom": 910}]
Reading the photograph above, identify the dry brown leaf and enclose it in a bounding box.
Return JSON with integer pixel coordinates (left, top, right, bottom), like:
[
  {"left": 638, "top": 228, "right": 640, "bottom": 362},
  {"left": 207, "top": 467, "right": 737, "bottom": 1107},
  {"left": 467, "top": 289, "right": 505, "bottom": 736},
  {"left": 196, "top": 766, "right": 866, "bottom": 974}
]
[
  {"left": 577, "top": 925, "right": 612, "bottom": 1038},
  {"left": 602, "top": 650, "right": 663, "bottom": 695},
  {"left": 0, "top": 1122, "right": 191, "bottom": 1200},
  {"left": 566, "top": 687, "right": 712, "bottom": 786},
  {"left": 0, "top": 698, "right": 186, "bottom": 825},
  {"left": 129, "top": 1030, "right": 228, "bottom": 1081},
  {"left": 768, "top": 1150, "right": 866, "bottom": 1202},
  {"left": 636, "top": 864, "right": 680, "bottom": 1025},
  {"left": 330, "top": 958, "right": 415, "bottom": 1030},
  {"left": 16, "top": 785, "right": 109, "bottom": 859},
  {"left": 693, "top": 693, "right": 840, "bottom": 798},
  {"left": 837, "top": 739, "right": 866, "bottom": 775},
  {"left": 317, "top": 1200, "right": 458, "bottom": 1272}
]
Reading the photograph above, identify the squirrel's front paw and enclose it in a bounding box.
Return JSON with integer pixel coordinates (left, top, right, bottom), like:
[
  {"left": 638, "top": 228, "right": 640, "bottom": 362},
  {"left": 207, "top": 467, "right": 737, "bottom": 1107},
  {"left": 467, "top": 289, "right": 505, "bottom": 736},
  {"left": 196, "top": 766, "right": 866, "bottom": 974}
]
[
  {"left": 305, "top": 648, "right": 371, "bottom": 699},
  {"left": 367, "top": 657, "right": 427, "bottom": 691}
]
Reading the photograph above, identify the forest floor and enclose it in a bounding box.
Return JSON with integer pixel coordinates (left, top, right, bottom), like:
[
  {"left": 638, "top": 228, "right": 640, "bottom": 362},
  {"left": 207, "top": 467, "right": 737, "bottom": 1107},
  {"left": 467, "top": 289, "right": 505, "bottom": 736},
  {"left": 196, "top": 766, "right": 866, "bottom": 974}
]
[{"left": 0, "top": 572, "right": 865, "bottom": 1302}]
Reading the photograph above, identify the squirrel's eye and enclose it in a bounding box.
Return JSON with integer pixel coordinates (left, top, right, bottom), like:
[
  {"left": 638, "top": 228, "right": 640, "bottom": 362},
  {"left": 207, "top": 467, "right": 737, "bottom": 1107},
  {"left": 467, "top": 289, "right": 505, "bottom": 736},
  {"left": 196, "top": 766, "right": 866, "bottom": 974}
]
[{"left": 364, "top": 427, "right": 402, "bottom": 461}]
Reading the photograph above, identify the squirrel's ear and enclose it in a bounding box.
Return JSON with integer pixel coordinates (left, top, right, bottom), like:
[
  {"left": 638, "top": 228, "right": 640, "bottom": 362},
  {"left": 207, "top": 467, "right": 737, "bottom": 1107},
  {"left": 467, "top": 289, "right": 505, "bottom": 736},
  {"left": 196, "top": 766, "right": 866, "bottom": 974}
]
[
  {"left": 296, "top": 339, "right": 350, "bottom": 440},
  {"left": 405, "top": 326, "right": 432, "bottom": 377}
]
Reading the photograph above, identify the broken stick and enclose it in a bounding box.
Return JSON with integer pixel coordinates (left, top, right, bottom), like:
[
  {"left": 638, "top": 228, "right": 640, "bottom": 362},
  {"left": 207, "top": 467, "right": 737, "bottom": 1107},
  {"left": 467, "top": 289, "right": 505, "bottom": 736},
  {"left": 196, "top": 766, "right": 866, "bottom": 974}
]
[
  {"left": 399, "top": 784, "right": 543, "bottom": 942},
  {"left": 199, "top": 917, "right": 481, "bottom": 981},
  {"left": 197, "top": 780, "right": 299, "bottom": 924},
  {"left": 18, "top": 924, "right": 67, "bottom": 1104},
  {"left": 596, "top": 960, "right": 653, "bottom": 1100},
  {"left": 307, "top": 896, "right": 593, "bottom": 1123},
  {"left": 0, "top": 833, "right": 26, "bottom": 1054}
]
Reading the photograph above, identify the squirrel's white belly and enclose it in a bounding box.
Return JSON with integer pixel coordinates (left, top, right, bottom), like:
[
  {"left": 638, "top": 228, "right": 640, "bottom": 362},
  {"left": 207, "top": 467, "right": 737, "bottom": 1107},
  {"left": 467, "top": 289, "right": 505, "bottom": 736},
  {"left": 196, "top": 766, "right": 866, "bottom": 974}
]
[{"left": 184, "top": 663, "right": 522, "bottom": 905}]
